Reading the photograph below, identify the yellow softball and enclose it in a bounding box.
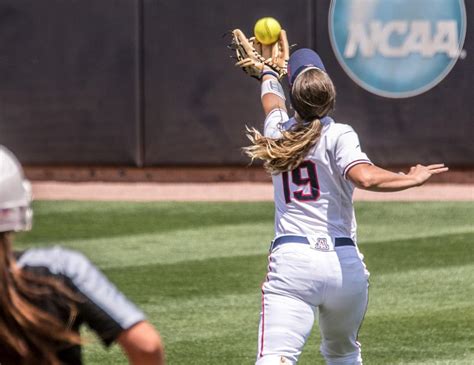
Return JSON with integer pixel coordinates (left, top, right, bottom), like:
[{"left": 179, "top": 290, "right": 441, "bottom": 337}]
[{"left": 254, "top": 17, "right": 281, "bottom": 45}]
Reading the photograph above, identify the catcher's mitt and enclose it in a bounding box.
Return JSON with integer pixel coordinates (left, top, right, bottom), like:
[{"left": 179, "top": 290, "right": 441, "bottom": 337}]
[{"left": 229, "top": 29, "right": 289, "bottom": 79}]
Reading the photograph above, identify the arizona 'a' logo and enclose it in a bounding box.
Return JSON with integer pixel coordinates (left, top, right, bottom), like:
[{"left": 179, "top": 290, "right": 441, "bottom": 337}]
[{"left": 315, "top": 237, "right": 330, "bottom": 251}]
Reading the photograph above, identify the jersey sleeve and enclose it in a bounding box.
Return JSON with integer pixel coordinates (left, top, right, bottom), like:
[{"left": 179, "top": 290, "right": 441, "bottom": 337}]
[
  {"left": 60, "top": 250, "right": 146, "bottom": 346},
  {"left": 264, "top": 108, "right": 289, "bottom": 139},
  {"left": 17, "top": 247, "right": 146, "bottom": 347},
  {"left": 334, "top": 125, "right": 373, "bottom": 178}
]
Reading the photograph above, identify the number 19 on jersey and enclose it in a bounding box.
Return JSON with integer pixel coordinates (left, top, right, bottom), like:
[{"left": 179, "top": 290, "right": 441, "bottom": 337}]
[{"left": 282, "top": 160, "right": 320, "bottom": 204}]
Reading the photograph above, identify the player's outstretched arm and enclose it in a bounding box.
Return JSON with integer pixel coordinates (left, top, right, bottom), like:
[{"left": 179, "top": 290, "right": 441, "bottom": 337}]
[
  {"left": 117, "top": 321, "right": 165, "bottom": 365},
  {"left": 259, "top": 36, "right": 287, "bottom": 117},
  {"left": 347, "top": 163, "right": 448, "bottom": 192}
]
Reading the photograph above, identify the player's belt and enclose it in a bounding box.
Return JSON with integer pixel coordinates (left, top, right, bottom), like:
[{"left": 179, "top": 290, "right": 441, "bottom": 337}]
[{"left": 271, "top": 235, "right": 355, "bottom": 251}]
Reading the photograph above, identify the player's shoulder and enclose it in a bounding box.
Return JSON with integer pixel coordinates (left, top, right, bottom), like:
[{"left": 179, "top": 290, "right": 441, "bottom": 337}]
[
  {"left": 323, "top": 117, "right": 356, "bottom": 136},
  {"left": 322, "top": 117, "right": 358, "bottom": 143},
  {"left": 17, "top": 246, "right": 94, "bottom": 278}
]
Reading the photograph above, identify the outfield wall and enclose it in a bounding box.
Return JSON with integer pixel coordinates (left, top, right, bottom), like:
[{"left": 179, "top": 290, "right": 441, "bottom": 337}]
[{"left": 0, "top": 0, "right": 472, "bottom": 167}]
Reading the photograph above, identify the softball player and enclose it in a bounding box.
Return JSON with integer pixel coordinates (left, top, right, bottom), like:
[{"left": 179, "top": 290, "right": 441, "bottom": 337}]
[
  {"left": 244, "top": 48, "right": 448, "bottom": 365},
  {"left": 0, "top": 146, "right": 165, "bottom": 365}
]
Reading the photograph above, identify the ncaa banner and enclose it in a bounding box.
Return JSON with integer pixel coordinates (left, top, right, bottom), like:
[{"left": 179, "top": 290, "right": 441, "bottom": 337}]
[{"left": 329, "top": 0, "right": 467, "bottom": 98}]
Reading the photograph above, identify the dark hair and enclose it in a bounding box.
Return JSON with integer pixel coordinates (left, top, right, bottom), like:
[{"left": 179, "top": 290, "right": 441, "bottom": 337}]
[{"left": 0, "top": 232, "right": 81, "bottom": 365}]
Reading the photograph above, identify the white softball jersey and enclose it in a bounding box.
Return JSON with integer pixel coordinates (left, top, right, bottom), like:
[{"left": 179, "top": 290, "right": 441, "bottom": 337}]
[
  {"left": 257, "top": 109, "right": 371, "bottom": 365},
  {"left": 264, "top": 108, "right": 373, "bottom": 243}
]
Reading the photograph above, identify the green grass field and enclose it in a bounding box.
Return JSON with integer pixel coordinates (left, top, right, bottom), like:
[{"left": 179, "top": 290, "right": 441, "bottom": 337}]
[{"left": 15, "top": 201, "right": 474, "bottom": 365}]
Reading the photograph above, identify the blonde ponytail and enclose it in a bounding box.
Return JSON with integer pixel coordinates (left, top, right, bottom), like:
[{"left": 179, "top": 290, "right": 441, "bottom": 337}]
[{"left": 243, "top": 118, "right": 323, "bottom": 174}]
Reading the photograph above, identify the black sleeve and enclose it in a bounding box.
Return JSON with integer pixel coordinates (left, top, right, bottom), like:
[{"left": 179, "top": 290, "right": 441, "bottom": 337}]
[{"left": 17, "top": 247, "right": 146, "bottom": 346}]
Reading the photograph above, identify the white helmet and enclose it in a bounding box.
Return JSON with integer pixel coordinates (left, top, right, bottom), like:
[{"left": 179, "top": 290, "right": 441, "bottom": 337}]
[{"left": 0, "top": 145, "right": 33, "bottom": 232}]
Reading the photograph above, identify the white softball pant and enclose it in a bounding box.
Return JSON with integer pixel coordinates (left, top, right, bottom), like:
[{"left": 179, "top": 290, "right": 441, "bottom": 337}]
[{"left": 256, "top": 243, "right": 370, "bottom": 365}]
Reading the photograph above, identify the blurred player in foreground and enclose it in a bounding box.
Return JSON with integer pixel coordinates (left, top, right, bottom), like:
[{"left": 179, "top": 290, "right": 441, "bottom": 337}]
[
  {"left": 0, "top": 145, "right": 164, "bottom": 365},
  {"left": 232, "top": 32, "right": 448, "bottom": 364}
]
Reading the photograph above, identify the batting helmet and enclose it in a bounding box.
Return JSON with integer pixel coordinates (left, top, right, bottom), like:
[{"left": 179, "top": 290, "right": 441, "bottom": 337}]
[{"left": 0, "top": 145, "right": 32, "bottom": 232}]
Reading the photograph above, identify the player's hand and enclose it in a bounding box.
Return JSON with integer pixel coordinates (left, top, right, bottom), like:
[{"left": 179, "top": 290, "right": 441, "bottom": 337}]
[
  {"left": 274, "top": 30, "right": 289, "bottom": 67},
  {"left": 260, "top": 44, "right": 273, "bottom": 60},
  {"left": 255, "top": 30, "right": 289, "bottom": 77},
  {"left": 406, "top": 163, "right": 449, "bottom": 186}
]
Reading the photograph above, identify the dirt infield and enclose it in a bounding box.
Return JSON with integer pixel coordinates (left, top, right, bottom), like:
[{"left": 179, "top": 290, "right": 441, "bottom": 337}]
[{"left": 32, "top": 182, "right": 473, "bottom": 202}]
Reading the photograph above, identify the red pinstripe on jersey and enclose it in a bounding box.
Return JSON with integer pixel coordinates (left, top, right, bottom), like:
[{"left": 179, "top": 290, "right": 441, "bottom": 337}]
[{"left": 343, "top": 159, "right": 372, "bottom": 178}]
